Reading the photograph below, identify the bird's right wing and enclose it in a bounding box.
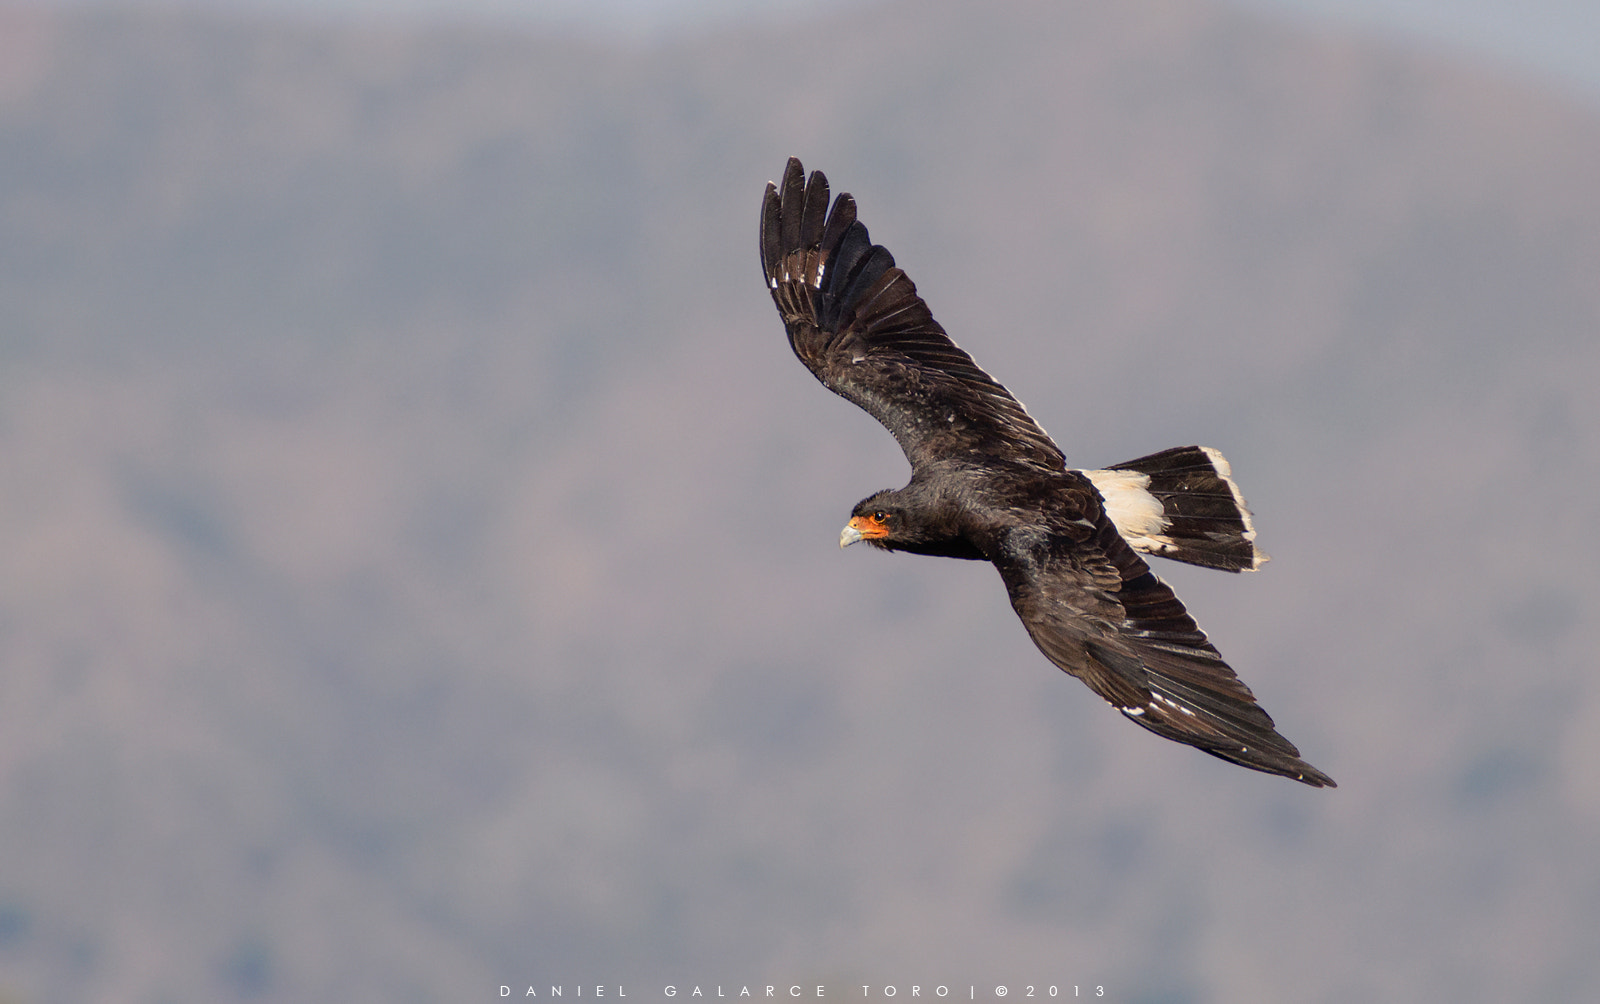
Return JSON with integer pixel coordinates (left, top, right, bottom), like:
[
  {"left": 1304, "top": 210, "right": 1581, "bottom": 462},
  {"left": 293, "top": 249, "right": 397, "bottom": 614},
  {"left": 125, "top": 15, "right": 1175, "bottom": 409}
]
[{"left": 760, "top": 157, "right": 1065, "bottom": 472}]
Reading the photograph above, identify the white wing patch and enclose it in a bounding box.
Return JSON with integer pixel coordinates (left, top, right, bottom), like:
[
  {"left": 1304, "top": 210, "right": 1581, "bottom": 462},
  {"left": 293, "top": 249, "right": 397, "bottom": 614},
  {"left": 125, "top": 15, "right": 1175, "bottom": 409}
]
[
  {"left": 1124, "top": 692, "right": 1199, "bottom": 719},
  {"left": 1150, "top": 692, "right": 1197, "bottom": 717}
]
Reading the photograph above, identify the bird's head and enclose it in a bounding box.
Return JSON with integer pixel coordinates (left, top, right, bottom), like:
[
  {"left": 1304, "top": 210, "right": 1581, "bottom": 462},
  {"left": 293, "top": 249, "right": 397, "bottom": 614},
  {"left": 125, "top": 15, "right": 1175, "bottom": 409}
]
[
  {"left": 837, "top": 486, "right": 983, "bottom": 559},
  {"left": 839, "top": 491, "right": 902, "bottom": 549}
]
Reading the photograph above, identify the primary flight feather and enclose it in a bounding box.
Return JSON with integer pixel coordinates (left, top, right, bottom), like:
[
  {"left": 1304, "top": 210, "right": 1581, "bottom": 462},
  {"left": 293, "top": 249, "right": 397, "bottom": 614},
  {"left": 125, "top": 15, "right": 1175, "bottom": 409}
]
[{"left": 761, "top": 157, "right": 1334, "bottom": 788}]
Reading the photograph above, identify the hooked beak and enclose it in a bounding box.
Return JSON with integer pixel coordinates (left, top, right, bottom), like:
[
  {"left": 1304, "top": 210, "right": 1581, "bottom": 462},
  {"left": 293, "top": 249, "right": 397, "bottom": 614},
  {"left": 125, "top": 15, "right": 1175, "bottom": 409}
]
[{"left": 839, "top": 515, "right": 889, "bottom": 549}]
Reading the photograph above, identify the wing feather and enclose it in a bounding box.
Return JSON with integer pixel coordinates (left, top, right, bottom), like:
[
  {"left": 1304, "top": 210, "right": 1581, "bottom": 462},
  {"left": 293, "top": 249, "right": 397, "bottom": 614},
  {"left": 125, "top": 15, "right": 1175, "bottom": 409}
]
[
  {"left": 1000, "top": 510, "right": 1335, "bottom": 787},
  {"left": 761, "top": 158, "right": 1064, "bottom": 472}
]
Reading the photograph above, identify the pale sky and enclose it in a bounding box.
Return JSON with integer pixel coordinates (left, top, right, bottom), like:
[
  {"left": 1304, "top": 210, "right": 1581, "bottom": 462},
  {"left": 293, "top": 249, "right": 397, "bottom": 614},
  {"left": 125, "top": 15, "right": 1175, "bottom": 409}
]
[{"left": 27, "top": 0, "right": 1600, "bottom": 104}]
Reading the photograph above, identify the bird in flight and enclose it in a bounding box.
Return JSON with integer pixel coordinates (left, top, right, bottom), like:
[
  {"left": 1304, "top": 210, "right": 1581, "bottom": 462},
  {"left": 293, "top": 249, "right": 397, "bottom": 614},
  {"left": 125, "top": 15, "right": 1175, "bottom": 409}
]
[{"left": 760, "top": 157, "right": 1334, "bottom": 787}]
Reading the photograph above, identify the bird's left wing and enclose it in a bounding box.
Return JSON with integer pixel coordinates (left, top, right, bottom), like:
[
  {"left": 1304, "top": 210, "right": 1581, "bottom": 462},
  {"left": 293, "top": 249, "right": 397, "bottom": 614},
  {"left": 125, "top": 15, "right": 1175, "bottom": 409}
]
[
  {"left": 998, "top": 511, "right": 1336, "bottom": 787},
  {"left": 760, "top": 158, "right": 1064, "bottom": 472}
]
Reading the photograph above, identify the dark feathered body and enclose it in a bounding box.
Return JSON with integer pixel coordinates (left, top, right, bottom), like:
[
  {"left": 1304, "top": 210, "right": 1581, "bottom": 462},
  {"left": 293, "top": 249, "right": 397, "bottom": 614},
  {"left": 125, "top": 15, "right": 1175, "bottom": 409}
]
[{"left": 761, "top": 158, "right": 1333, "bottom": 788}]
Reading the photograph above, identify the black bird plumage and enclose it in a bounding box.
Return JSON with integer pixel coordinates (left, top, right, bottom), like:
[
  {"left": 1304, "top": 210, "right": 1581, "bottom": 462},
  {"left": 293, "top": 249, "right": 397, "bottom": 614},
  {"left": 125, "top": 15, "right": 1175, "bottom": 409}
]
[{"left": 760, "top": 158, "right": 1334, "bottom": 788}]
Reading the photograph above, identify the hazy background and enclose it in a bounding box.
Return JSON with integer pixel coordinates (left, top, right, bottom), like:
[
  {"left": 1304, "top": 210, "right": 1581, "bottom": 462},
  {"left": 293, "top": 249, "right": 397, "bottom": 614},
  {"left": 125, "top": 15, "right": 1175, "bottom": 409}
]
[
  {"left": 21, "top": 0, "right": 1600, "bottom": 102},
  {"left": 2, "top": 0, "right": 1598, "bottom": 1001}
]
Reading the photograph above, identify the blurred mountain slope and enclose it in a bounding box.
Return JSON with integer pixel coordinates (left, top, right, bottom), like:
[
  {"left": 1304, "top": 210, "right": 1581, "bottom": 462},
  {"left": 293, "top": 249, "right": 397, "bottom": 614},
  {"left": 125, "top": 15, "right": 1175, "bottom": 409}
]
[{"left": 1, "top": 1, "right": 1597, "bottom": 1001}]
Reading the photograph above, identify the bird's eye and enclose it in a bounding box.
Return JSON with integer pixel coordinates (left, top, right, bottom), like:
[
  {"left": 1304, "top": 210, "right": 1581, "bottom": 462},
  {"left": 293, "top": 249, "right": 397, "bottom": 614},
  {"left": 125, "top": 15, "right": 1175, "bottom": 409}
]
[{"left": 871, "top": 511, "right": 888, "bottom": 524}]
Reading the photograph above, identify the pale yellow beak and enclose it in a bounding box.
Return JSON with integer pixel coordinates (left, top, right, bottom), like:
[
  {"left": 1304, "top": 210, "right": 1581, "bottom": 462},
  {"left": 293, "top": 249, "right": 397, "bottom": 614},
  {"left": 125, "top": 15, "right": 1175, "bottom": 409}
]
[{"left": 839, "top": 514, "right": 889, "bottom": 548}]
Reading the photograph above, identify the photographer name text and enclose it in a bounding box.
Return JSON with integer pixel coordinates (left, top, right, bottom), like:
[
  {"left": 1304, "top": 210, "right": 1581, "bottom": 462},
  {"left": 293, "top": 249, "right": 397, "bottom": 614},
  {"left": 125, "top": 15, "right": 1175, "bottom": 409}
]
[{"left": 499, "top": 987, "right": 1105, "bottom": 999}]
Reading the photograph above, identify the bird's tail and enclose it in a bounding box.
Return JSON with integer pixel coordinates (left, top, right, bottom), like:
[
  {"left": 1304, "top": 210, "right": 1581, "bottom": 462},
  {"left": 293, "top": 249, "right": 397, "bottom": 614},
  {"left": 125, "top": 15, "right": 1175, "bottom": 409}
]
[{"left": 1080, "top": 446, "right": 1268, "bottom": 572}]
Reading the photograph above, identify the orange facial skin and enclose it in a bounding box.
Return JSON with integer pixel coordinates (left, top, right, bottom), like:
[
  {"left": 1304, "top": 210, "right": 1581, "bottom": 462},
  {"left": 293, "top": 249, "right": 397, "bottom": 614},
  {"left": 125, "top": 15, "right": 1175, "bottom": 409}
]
[{"left": 840, "top": 512, "right": 891, "bottom": 548}]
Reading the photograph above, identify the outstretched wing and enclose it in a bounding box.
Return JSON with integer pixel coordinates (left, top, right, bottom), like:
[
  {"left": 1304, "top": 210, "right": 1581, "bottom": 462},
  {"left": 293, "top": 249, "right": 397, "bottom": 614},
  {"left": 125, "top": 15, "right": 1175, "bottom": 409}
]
[
  {"left": 760, "top": 157, "right": 1064, "bottom": 472},
  {"left": 998, "top": 508, "right": 1335, "bottom": 787}
]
